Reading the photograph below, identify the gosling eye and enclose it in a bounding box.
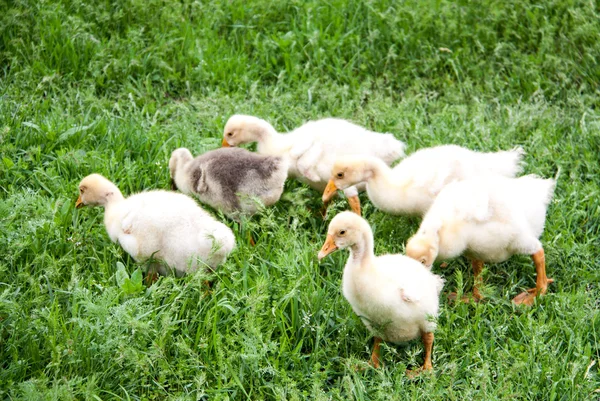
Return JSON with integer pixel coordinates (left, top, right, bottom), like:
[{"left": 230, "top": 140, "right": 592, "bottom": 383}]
[
  {"left": 420, "top": 257, "right": 427, "bottom": 265},
  {"left": 79, "top": 186, "right": 86, "bottom": 194},
  {"left": 336, "top": 172, "right": 344, "bottom": 178},
  {"left": 227, "top": 132, "right": 233, "bottom": 137},
  {"left": 339, "top": 229, "right": 346, "bottom": 236}
]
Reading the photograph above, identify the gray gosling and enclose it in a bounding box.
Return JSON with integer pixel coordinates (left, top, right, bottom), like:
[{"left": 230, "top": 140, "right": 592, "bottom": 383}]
[{"left": 169, "top": 147, "right": 288, "bottom": 218}]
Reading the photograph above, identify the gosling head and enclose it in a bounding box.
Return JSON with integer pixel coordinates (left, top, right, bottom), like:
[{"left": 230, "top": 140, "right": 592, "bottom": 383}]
[
  {"left": 169, "top": 148, "right": 194, "bottom": 190},
  {"left": 76, "top": 174, "right": 122, "bottom": 208},
  {"left": 318, "top": 211, "right": 371, "bottom": 260},
  {"left": 405, "top": 231, "right": 439, "bottom": 269},
  {"left": 322, "top": 157, "right": 373, "bottom": 203},
  {"left": 222, "top": 115, "right": 274, "bottom": 147}
]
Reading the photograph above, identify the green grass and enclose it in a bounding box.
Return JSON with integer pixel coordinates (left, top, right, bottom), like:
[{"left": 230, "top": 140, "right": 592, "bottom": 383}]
[{"left": 1, "top": 0, "right": 600, "bottom": 399}]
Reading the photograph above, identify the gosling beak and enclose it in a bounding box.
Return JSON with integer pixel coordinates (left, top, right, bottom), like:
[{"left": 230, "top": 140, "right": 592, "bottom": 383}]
[
  {"left": 322, "top": 179, "right": 338, "bottom": 203},
  {"left": 318, "top": 234, "right": 338, "bottom": 261},
  {"left": 170, "top": 178, "right": 178, "bottom": 191},
  {"left": 75, "top": 195, "right": 84, "bottom": 209},
  {"left": 222, "top": 138, "right": 230, "bottom": 147}
]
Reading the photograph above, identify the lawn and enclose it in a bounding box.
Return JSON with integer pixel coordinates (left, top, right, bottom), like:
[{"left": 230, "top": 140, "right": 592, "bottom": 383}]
[{"left": 1, "top": 0, "right": 599, "bottom": 399}]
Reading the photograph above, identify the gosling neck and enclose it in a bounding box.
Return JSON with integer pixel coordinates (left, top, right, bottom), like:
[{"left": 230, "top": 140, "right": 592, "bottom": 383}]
[
  {"left": 348, "top": 230, "right": 376, "bottom": 267},
  {"left": 102, "top": 186, "right": 125, "bottom": 208},
  {"left": 171, "top": 153, "right": 192, "bottom": 182},
  {"left": 179, "top": 154, "right": 194, "bottom": 177},
  {"left": 365, "top": 157, "right": 416, "bottom": 213},
  {"left": 363, "top": 157, "right": 392, "bottom": 185},
  {"left": 419, "top": 213, "right": 443, "bottom": 238},
  {"left": 251, "top": 119, "right": 292, "bottom": 155}
]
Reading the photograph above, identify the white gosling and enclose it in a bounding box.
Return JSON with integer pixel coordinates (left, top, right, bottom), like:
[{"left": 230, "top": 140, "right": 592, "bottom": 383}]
[
  {"left": 324, "top": 144, "right": 524, "bottom": 216},
  {"left": 76, "top": 174, "right": 235, "bottom": 279},
  {"left": 406, "top": 174, "right": 556, "bottom": 305},
  {"left": 169, "top": 147, "right": 288, "bottom": 218},
  {"left": 318, "top": 211, "right": 444, "bottom": 373},
  {"left": 222, "top": 115, "right": 406, "bottom": 215}
]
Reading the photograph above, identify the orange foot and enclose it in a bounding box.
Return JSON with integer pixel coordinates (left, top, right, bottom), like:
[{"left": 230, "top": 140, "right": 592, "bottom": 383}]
[
  {"left": 512, "top": 278, "right": 554, "bottom": 306},
  {"left": 447, "top": 292, "right": 483, "bottom": 303},
  {"left": 369, "top": 358, "right": 382, "bottom": 369},
  {"left": 353, "top": 355, "right": 382, "bottom": 372},
  {"left": 405, "top": 364, "right": 433, "bottom": 379},
  {"left": 512, "top": 290, "right": 537, "bottom": 306}
]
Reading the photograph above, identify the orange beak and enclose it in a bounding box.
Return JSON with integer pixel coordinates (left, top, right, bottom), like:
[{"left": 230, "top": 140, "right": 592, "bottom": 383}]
[
  {"left": 322, "top": 179, "right": 338, "bottom": 203},
  {"left": 222, "top": 138, "right": 230, "bottom": 147},
  {"left": 75, "top": 195, "right": 84, "bottom": 209},
  {"left": 318, "top": 234, "right": 338, "bottom": 261}
]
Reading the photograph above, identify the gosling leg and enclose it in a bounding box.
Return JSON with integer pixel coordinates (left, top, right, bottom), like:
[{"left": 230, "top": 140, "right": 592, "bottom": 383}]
[
  {"left": 347, "top": 195, "right": 361, "bottom": 216},
  {"left": 472, "top": 259, "right": 484, "bottom": 302},
  {"left": 369, "top": 337, "right": 382, "bottom": 368},
  {"left": 406, "top": 331, "right": 434, "bottom": 377},
  {"left": 448, "top": 259, "right": 484, "bottom": 303},
  {"left": 512, "top": 248, "right": 554, "bottom": 306}
]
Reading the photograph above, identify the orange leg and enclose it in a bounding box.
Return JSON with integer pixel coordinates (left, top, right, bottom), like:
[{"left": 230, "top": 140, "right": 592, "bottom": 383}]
[
  {"left": 320, "top": 204, "right": 329, "bottom": 219},
  {"left": 448, "top": 259, "right": 484, "bottom": 303},
  {"left": 512, "top": 248, "right": 554, "bottom": 306},
  {"left": 202, "top": 279, "right": 214, "bottom": 297},
  {"left": 472, "top": 259, "right": 484, "bottom": 302},
  {"left": 421, "top": 333, "right": 434, "bottom": 370},
  {"left": 406, "top": 331, "right": 434, "bottom": 377},
  {"left": 421, "top": 331, "right": 434, "bottom": 371},
  {"left": 145, "top": 271, "right": 158, "bottom": 286},
  {"left": 347, "top": 195, "right": 361, "bottom": 216},
  {"left": 370, "top": 337, "right": 382, "bottom": 368},
  {"left": 240, "top": 223, "right": 256, "bottom": 246},
  {"left": 321, "top": 188, "right": 337, "bottom": 218}
]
